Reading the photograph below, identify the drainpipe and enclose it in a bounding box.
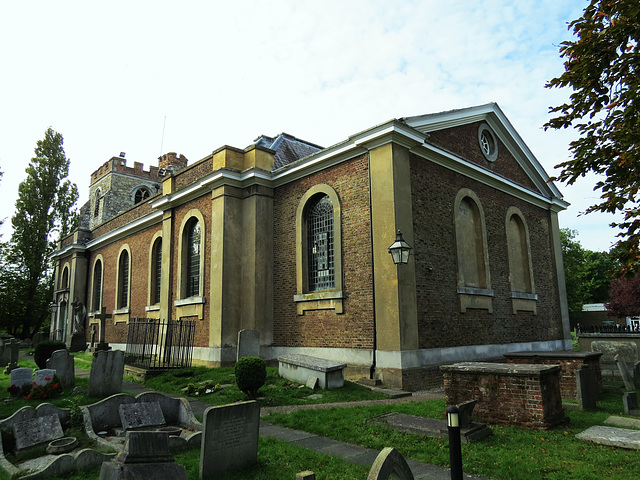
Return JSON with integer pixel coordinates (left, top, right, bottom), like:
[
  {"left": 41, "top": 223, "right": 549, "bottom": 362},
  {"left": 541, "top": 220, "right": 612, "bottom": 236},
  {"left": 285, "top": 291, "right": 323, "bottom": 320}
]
[{"left": 368, "top": 154, "right": 377, "bottom": 380}]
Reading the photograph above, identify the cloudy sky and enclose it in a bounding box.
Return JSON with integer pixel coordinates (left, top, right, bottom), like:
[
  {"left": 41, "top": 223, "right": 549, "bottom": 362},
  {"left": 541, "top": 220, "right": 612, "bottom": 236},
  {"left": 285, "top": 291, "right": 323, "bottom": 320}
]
[{"left": 0, "top": 1, "right": 621, "bottom": 252}]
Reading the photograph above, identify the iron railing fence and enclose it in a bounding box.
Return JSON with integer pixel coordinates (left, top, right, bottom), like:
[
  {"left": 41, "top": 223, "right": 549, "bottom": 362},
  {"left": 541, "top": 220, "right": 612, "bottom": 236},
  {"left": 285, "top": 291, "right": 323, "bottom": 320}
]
[
  {"left": 124, "top": 318, "right": 195, "bottom": 370},
  {"left": 578, "top": 324, "right": 640, "bottom": 334}
]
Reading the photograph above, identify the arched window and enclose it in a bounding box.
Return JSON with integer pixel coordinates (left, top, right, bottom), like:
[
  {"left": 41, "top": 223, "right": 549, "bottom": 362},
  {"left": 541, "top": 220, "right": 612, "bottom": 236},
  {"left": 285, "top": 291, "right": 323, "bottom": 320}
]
[
  {"left": 92, "top": 259, "right": 103, "bottom": 312},
  {"left": 186, "top": 219, "right": 201, "bottom": 298},
  {"left": 117, "top": 249, "right": 130, "bottom": 309},
  {"left": 61, "top": 267, "right": 69, "bottom": 290},
  {"left": 294, "top": 184, "right": 343, "bottom": 314},
  {"left": 151, "top": 237, "right": 162, "bottom": 304},
  {"left": 454, "top": 189, "right": 493, "bottom": 312},
  {"left": 506, "top": 207, "right": 537, "bottom": 314},
  {"left": 307, "top": 195, "right": 334, "bottom": 291},
  {"left": 134, "top": 187, "right": 151, "bottom": 204}
]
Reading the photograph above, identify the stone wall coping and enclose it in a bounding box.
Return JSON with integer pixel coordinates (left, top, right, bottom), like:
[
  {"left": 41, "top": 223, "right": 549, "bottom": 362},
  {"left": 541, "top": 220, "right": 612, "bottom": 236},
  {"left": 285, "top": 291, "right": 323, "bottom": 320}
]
[
  {"left": 277, "top": 354, "right": 346, "bottom": 372},
  {"left": 578, "top": 333, "right": 640, "bottom": 338},
  {"left": 440, "top": 362, "right": 561, "bottom": 376},
  {"left": 504, "top": 351, "right": 603, "bottom": 360}
]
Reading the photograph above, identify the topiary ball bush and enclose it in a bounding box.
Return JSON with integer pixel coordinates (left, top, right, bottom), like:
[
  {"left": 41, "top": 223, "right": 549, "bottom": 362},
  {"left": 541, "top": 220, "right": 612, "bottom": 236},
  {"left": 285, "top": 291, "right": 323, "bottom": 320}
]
[
  {"left": 235, "top": 356, "right": 266, "bottom": 399},
  {"left": 34, "top": 340, "right": 67, "bottom": 369}
]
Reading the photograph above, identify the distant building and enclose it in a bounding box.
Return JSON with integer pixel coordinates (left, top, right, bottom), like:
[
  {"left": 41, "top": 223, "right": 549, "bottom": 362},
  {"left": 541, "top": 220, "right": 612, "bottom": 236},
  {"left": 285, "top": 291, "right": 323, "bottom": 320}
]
[{"left": 51, "top": 103, "right": 571, "bottom": 390}]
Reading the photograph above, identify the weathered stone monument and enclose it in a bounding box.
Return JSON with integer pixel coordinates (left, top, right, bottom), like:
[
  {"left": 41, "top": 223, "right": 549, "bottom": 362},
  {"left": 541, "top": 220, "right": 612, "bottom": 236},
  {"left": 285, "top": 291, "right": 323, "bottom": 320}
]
[
  {"left": 236, "top": 329, "right": 260, "bottom": 361},
  {"left": 34, "top": 369, "right": 57, "bottom": 386},
  {"left": 367, "top": 447, "right": 415, "bottom": 480},
  {"left": 200, "top": 400, "right": 260, "bottom": 480},
  {"left": 95, "top": 306, "right": 112, "bottom": 352},
  {"left": 119, "top": 401, "right": 166, "bottom": 431},
  {"left": 615, "top": 354, "right": 636, "bottom": 391},
  {"left": 3, "top": 338, "right": 20, "bottom": 373},
  {"left": 13, "top": 414, "right": 64, "bottom": 459},
  {"left": 576, "top": 364, "right": 598, "bottom": 411},
  {"left": 99, "top": 431, "right": 187, "bottom": 480},
  {"left": 89, "top": 350, "right": 124, "bottom": 397},
  {"left": 46, "top": 349, "right": 76, "bottom": 388},
  {"left": 10, "top": 367, "right": 33, "bottom": 390}
]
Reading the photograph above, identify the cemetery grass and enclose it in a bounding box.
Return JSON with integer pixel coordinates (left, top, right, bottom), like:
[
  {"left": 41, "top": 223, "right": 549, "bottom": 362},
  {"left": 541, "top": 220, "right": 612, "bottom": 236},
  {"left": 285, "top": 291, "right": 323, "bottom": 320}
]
[
  {"left": 263, "top": 388, "right": 640, "bottom": 480},
  {"left": 142, "top": 366, "right": 389, "bottom": 408}
]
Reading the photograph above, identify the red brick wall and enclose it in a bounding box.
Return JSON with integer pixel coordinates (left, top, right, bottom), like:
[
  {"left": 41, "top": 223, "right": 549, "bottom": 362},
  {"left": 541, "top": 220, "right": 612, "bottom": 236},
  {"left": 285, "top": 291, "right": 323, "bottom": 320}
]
[
  {"left": 442, "top": 364, "right": 567, "bottom": 429},
  {"left": 410, "top": 152, "right": 563, "bottom": 350},
  {"left": 272, "top": 154, "right": 375, "bottom": 349}
]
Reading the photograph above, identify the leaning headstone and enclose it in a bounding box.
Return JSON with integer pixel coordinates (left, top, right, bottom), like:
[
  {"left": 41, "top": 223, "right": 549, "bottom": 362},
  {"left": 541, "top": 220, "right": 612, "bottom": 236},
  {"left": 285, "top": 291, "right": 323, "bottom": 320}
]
[
  {"left": 4, "top": 338, "right": 20, "bottom": 373},
  {"left": 577, "top": 364, "right": 598, "bottom": 411},
  {"left": 306, "top": 376, "right": 319, "bottom": 390},
  {"left": 10, "top": 368, "right": 33, "bottom": 390},
  {"left": 367, "top": 447, "right": 414, "bottom": 480},
  {"left": 200, "top": 400, "right": 260, "bottom": 480},
  {"left": 458, "top": 399, "right": 478, "bottom": 428},
  {"left": 34, "top": 369, "right": 57, "bottom": 386},
  {"left": 236, "top": 329, "right": 260, "bottom": 361},
  {"left": 623, "top": 392, "right": 639, "bottom": 416},
  {"left": 99, "top": 431, "right": 187, "bottom": 480},
  {"left": 46, "top": 349, "right": 75, "bottom": 388},
  {"left": 89, "top": 349, "right": 125, "bottom": 397},
  {"left": 13, "top": 414, "right": 64, "bottom": 459},
  {"left": 615, "top": 354, "right": 636, "bottom": 392},
  {"left": 119, "top": 402, "right": 166, "bottom": 431}
]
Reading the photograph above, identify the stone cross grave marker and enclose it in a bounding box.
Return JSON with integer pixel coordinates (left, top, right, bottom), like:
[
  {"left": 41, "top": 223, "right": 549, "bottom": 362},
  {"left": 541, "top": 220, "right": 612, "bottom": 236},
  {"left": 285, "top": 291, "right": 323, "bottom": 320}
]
[
  {"left": 95, "top": 306, "right": 112, "bottom": 351},
  {"left": 615, "top": 354, "right": 636, "bottom": 391},
  {"left": 236, "top": 329, "right": 260, "bottom": 361},
  {"left": 89, "top": 349, "right": 125, "bottom": 397},
  {"left": 34, "top": 369, "right": 57, "bottom": 386},
  {"left": 13, "top": 414, "right": 64, "bottom": 455},
  {"left": 10, "top": 368, "right": 33, "bottom": 390},
  {"left": 119, "top": 402, "right": 166, "bottom": 431},
  {"left": 200, "top": 400, "right": 260, "bottom": 480},
  {"left": 46, "top": 349, "right": 75, "bottom": 388}
]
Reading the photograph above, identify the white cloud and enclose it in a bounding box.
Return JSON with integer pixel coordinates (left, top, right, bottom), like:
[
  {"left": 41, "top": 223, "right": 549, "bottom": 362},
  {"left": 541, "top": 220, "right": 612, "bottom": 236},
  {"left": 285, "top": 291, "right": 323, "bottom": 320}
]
[{"left": 0, "top": 0, "right": 620, "bottom": 252}]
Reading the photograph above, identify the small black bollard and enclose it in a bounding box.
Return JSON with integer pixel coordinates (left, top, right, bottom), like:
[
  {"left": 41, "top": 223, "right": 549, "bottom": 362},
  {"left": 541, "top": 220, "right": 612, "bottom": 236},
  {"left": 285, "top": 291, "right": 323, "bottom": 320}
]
[{"left": 447, "top": 405, "right": 463, "bottom": 480}]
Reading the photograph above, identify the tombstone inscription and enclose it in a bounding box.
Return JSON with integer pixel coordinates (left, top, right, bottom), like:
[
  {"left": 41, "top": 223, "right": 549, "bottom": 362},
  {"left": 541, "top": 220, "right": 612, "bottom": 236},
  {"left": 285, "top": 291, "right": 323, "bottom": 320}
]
[
  {"left": 119, "top": 402, "right": 166, "bottom": 431},
  {"left": 46, "top": 349, "right": 75, "bottom": 388},
  {"left": 34, "top": 369, "right": 57, "bottom": 386},
  {"left": 13, "top": 414, "right": 64, "bottom": 453},
  {"left": 10, "top": 368, "right": 33, "bottom": 390},
  {"left": 200, "top": 400, "right": 260, "bottom": 480}
]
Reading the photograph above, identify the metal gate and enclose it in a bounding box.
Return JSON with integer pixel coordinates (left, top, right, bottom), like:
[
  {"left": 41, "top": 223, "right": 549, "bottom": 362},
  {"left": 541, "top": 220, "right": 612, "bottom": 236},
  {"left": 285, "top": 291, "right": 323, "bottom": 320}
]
[{"left": 124, "top": 318, "right": 195, "bottom": 369}]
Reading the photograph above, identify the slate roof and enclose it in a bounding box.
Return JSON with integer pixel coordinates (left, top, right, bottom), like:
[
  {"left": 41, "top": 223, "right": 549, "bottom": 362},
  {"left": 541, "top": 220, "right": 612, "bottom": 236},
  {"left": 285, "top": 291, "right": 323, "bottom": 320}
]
[{"left": 253, "top": 133, "right": 323, "bottom": 170}]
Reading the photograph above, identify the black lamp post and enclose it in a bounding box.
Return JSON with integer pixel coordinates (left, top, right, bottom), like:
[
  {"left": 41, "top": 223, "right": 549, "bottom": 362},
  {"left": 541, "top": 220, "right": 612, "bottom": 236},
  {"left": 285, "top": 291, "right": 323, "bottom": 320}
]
[{"left": 388, "top": 230, "right": 412, "bottom": 265}]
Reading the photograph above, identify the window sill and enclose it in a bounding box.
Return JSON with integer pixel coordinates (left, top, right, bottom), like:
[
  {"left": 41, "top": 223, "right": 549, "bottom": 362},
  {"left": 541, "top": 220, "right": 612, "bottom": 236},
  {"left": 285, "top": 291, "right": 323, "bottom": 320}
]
[
  {"left": 294, "top": 290, "right": 344, "bottom": 315},
  {"left": 511, "top": 292, "right": 537, "bottom": 314},
  {"left": 174, "top": 296, "right": 205, "bottom": 307},
  {"left": 145, "top": 305, "right": 160, "bottom": 311},
  {"left": 175, "top": 297, "right": 205, "bottom": 320},
  {"left": 113, "top": 307, "right": 130, "bottom": 324},
  {"left": 457, "top": 286, "right": 493, "bottom": 313}
]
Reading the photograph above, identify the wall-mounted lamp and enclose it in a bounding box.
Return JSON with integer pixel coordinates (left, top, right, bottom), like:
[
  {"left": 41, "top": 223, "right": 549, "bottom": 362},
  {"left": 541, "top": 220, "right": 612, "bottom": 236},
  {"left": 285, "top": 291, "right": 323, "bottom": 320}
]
[{"left": 388, "top": 230, "right": 412, "bottom": 265}]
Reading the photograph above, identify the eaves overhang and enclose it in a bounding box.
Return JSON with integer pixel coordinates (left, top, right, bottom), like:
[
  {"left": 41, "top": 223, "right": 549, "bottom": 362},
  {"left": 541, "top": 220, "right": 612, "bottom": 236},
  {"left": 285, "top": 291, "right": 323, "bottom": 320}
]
[
  {"left": 50, "top": 243, "right": 88, "bottom": 262},
  {"left": 86, "top": 210, "right": 164, "bottom": 250}
]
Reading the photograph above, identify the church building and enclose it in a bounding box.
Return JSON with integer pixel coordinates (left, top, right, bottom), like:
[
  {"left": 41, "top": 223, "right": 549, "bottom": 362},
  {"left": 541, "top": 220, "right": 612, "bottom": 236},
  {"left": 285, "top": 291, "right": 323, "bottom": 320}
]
[{"left": 51, "top": 103, "right": 571, "bottom": 390}]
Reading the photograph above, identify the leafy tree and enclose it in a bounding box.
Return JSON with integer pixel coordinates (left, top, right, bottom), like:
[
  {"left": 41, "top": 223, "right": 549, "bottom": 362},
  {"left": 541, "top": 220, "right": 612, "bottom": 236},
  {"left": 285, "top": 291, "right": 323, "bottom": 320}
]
[
  {"left": 545, "top": 0, "right": 640, "bottom": 272},
  {"left": 7, "top": 128, "right": 78, "bottom": 338},
  {"left": 606, "top": 274, "right": 640, "bottom": 317},
  {"left": 560, "top": 228, "right": 616, "bottom": 322}
]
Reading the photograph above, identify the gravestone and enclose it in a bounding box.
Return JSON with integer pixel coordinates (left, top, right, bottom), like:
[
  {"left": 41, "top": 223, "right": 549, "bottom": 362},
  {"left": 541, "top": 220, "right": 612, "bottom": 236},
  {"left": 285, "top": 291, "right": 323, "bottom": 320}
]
[
  {"left": 4, "top": 338, "right": 20, "bottom": 373},
  {"left": 99, "top": 431, "right": 187, "bottom": 480},
  {"left": 236, "top": 329, "right": 260, "bottom": 361},
  {"left": 615, "top": 354, "right": 636, "bottom": 391},
  {"left": 458, "top": 399, "right": 478, "bottom": 428},
  {"left": 89, "top": 349, "right": 125, "bottom": 397},
  {"left": 119, "top": 401, "right": 166, "bottom": 430},
  {"left": 10, "top": 368, "right": 33, "bottom": 390},
  {"left": 623, "top": 392, "right": 639, "bottom": 416},
  {"left": 297, "top": 472, "right": 316, "bottom": 480},
  {"left": 13, "top": 414, "right": 64, "bottom": 458},
  {"left": 200, "top": 400, "right": 260, "bottom": 480},
  {"left": 32, "top": 332, "right": 44, "bottom": 347},
  {"left": 367, "top": 447, "right": 414, "bottom": 480},
  {"left": 577, "top": 364, "right": 598, "bottom": 411},
  {"left": 0, "top": 339, "right": 8, "bottom": 367},
  {"left": 95, "top": 306, "right": 112, "bottom": 352},
  {"left": 70, "top": 333, "right": 87, "bottom": 352},
  {"left": 46, "top": 349, "right": 76, "bottom": 388},
  {"left": 34, "top": 369, "right": 57, "bottom": 386}
]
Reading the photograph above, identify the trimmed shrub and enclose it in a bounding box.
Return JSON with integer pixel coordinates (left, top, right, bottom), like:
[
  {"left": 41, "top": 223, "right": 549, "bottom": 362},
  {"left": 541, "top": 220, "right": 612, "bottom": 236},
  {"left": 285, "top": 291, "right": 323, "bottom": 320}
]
[
  {"left": 235, "top": 356, "right": 266, "bottom": 398},
  {"left": 34, "top": 340, "right": 67, "bottom": 369}
]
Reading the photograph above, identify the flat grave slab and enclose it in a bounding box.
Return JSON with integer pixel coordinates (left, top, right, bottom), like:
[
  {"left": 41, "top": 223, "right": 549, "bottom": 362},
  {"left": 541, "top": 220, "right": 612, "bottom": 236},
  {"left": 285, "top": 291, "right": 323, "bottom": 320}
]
[
  {"left": 119, "top": 401, "right": 166, "bottom": 430},
  {"left": 604, "top": 415, "right": 640, "bottom": 429},
  {"left": 576, "top": 425, "right": 640, "bottom": 450}
]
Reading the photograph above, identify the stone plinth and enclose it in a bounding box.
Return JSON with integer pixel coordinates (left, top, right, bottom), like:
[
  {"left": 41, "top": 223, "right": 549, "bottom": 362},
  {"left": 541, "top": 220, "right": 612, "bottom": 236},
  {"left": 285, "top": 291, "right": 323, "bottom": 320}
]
[
  {"left": 504, "top": 350, "right": 603, "bottom": 400},
  {"left": 441, "top": 362, "right": 568, "bottom": 429},
  {"left": 278, "top": 354, "right": 346, "bottom": 390}
]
